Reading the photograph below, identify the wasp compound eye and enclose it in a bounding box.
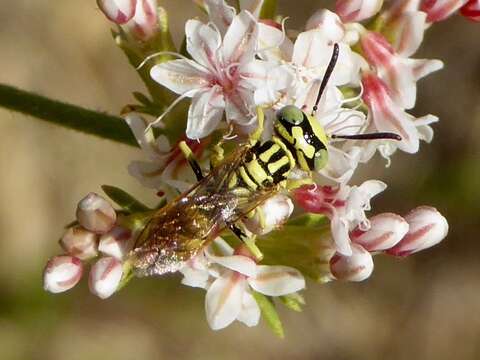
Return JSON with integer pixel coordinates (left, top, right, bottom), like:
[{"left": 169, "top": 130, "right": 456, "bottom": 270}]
[{"left": 276, "top": 105, "right": 304, "bottom": 125}]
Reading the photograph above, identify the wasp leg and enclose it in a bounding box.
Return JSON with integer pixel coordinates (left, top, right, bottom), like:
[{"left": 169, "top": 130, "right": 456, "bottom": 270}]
[
  {"left": 179, "top": 141, "right": 204, "bottom": 181},
  {"left": 249, "top": 106, "right": 265, "bottom": 146},
  {"left": 228, "top": 222, "right": 263, "bottom": 261}
]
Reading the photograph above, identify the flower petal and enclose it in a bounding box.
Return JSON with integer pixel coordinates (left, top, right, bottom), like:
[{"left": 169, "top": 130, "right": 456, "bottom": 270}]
[
  {"left": 222, "top": 10, "right": 258, "bottom": 65},
  {"left": 248, "top": 265, "right": 306, "bottom": 296},
  {"left": 150, "top": 59, "right": 210, "bottom": 96},
  {"left": 204, "top": 0, "right": 235, "bottom": 35},
  {"left": 185, "top": 19, "right": 222, "bottom": 70},
  {"left": 205, "top": 249, "right": 257, "bottom": 277},
  {"left": 239, "top": 0, "right": 264, "bottom": 18},
  {"left": 237, "top": 291, "right": 261, "bottom": 327},
  {"left": 257, "top": 23, "right": 293, "bottom": 61},
  {"left": 205, "top": 273, "right": 246, "bottom": 330},
  {"left": 186, "top": 86, "right": 225, "bottom": 139},
  {"left": 330, "top": 243, "right": 374, "bottom": 282}
]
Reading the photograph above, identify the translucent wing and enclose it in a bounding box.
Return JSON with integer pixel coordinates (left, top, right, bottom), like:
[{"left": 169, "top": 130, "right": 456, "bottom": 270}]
[{"left": 129, "top": 145, "right": 277, "bottom": 277}]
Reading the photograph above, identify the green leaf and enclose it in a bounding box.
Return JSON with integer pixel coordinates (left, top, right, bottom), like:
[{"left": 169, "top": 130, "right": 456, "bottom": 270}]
[
  {"left": 257, "top": 217, "right": 334, "bottom": 283},
  {"left": 285, "top": 213, "right": 328, "bottom": 227},
  {"left": 102, "top": 185, "right": 151, "bottom": 213},
  {"left": 279, "top": 293, "right": 305, "bottom": 312},
  {"left": 252, "top": 291, "right": 284, "bottom": 338},
  {"left": 259, "top": 0, "right": 278, "bottom": 19},
  {"left": 0, "top": 83, "right": 138, "bottom": 147}
]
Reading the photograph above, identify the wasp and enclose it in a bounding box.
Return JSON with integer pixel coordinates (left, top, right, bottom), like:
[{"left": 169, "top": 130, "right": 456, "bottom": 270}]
[{"left": 128, "top": 44, "right": 401, "bottom": 277}]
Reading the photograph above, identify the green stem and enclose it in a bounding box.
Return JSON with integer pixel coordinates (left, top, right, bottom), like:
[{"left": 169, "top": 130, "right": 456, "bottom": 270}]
[{"left": 0, "top": 83, "right": 137, "bottom": 147}]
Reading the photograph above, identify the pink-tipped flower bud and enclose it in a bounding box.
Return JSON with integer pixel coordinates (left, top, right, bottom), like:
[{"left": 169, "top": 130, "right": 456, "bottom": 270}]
[
  {"left": 128, "top": 0, "right": 159, "bottom": 41},
  {"left": 89, "top": 257, "right": 123, "bottom": 299},
  {"left": 60, "top": 226, "right": 98, "bottom": 260},
  {"left": 76, "top": 193, "right": 116, "bottom": 234},
  {"left": 244, "top": 195, "right": 294, "bottom": 235},
  {"left": 97, "top": 0, "right": 137, "bottom": 24},
  {"left": 351, "top": 213, "right": 409, "bottom": 251},
  {"left": 460, "top": 0, "right": 480, "bottom": 21},
  {"left": 387, "top": 206, "right": 448, "bottom": 256},
  {"left": 330, "top": 244, "right": 374, "bottom": 282},
  {"left": 99, "top": 226, "right": 135, "bottom": 260},
  {"left": 336, "top": 0, "right": 384, "bottom": 22},
  {"left": 43, "top": 256, "right": 83, "bottom": 293},
  {"left": 421, "top": 0, "right": 468, "bottom": 22}
]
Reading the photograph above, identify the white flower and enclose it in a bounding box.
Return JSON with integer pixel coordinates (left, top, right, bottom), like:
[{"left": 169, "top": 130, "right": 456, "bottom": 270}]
[
  {"left": 180, "top": 239, "right": 305, "bottom": 330},
  {"left": 76, "top": 193, "right": 116, "bottom": 234},
  {"left": 124, "top": 113, "right": 202, "bottom": 193},
  {"left": 60, "top": 225, "right": 99, "bottom": 260},
  {"left": 150, "top": 11, "right": 288, "bottom": 139},
  {"left": 89, "top": 257, "right": 124, "bottom": 299},
  {"left": 350, "top": 212, "right": 409, "bottom": 251},
  {"left": 97, "top": 0, "right": 159, "bottom": 40},
  {"left": 387, "top": 206, "right": 448, "bottom": 256},
  {"left": 360, "top": 31, "right": 443, "bottom": 109},
  {"left": 294, "top": 180, "right": 387, "bottom": 256},
  {"left": 361, "top": 71, "right": 439, "bottom": 157},
  {"left": 43, "top": 256, "right": 84, "bottom": 294},
  {"left": 330, "top": 243, "right": 374, "bottom": 281},
  {"left": 244, "top": 194, "right": 294, "bottom": 235},
  {"left": 335, "top": 0, "right": 384, "bottom": 23},
  {"left": 99, "top": 226, "right": 135, "bottom": 260}
]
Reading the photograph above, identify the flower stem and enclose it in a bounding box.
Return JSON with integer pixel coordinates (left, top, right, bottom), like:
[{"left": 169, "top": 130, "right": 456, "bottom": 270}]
[{"left": 0, "top": 83, "right": 137, "bottom": 147}]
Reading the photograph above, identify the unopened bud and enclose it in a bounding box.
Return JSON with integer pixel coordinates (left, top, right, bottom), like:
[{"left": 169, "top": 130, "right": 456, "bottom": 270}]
[
  {"left": 330, "top": 244, "right": 374, "bottom": 282},
  {"left": 421, "top": 0, "right": 468, "bottom": 22},
  {"left": 89, "top": 257, "right": 123, "bottom": 299},
  {"left": 76, "top": 193, "right": 116, "bottom": 234},
  {"left": 351, "top": 213, "right": 409, "bottom": 251},
  {"left": 97, "top": 0, "right": 137, "bottom": 24},
  {"left": 387, "top": 206, "right": 448, "bottom": 256},
  {"left": 244, "top": 195, "right": 294, "bottom": 235},
  {"left": 128, "top": 0, "right": 159, "bottom": 41},
  {"left": 99, "top": 226, "right": 135, "bottom": 260},
  {"left": 460, "top": 0, "right": 480, "bottom": 21},
  {"left": 60, "top": 226, "right": 98, "bottom": 260},
  {"left": 43, "top": 256, "right": 83, "bottom": 293},
  {"left": 336, "top": 0, "right": 384, "bottom": 22}
]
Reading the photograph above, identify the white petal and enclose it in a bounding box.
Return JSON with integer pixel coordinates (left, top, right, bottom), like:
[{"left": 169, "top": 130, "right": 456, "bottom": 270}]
[
  {"left": 248, "top": 265, "right": 305, "bottom": 296},
  {"left": 186, "top": 86, "right": 225, "bottom": 139},
  {"left": 409, "top": 58, "right": 444, "bottom": 81},
  {"left": 357, "top": 180, "right": 387, "bottom": 199},
  {"left": 222, "top": 10, "right": 258, "bottom": 65},
  {"left": 305, "top": 9, "right": 346, "bottom": 41},
  {"left": 331, "top": 215, "right": 353, "bottom": 256},
  {"left": 239, "top": 0, "right": 264, "bottom": 17},
  {"left": 150, "top": 59, "right": 210, "bottom": 95},
  {"left": 97, "top": 0, "right": 137, "bottom": 24},
  {"left": 237, "top": 291, "right": 261, "bottom": 327},
  {"left": 205, "top": 248, "right": 257, "bottom": 277},
  {"left": 205, "top": 273, "right": 246, "bottom": 330},
  {"left": 185, "top": 19, "right": 222, "bottom": 69},
  {"left": 257, "top": 23, "right": 293, "bottom": 61},
  {"left": 89, "top": 257, "right": 123, "bottom": 299},
  {"left": 204, "top": 0, "right": 235, "bottom": 35},
  {"left": 330, "top": 243, "right": 374, "bottom": 282},
  {"left": 390, "top": 11, "right": 427, "bottom": 57},
  {"left": 128, "top": 160, "right": 166, "bottom": 189},
  {"left": 319, "top": 146, "right": 362, "bottom": 184},
  {"left": 224, "top": 89, "right": 255, "bottom": 125}
]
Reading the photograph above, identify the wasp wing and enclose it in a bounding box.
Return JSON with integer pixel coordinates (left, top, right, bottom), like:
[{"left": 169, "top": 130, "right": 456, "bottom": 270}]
[{"left": 129, "top": 145, "right": 277, "bottom": 277}]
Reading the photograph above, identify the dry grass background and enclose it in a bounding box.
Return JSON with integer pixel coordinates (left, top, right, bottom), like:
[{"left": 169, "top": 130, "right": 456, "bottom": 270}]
[{"left": 0, "top": 1, "right": 479, "bottom": 359}]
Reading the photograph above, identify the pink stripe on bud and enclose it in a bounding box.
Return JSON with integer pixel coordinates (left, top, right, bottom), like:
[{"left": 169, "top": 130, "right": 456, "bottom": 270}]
[
  {"left": 99, "top": 226, "right": 134, "bottom": 260},
  {"left": 351, "top": 213, "right": 409, "bottom": 251},
  {"left": 336, "top": 0, "right": 384, "bottom": 22},
  {"left": 460, "top": 0, "right": 480, "bottom": 21},
  {"left": 76, "top": 193, "right": 116, "bottom": 234},
  {"left": 330, "top": 244, "right": 374, "bottom": 282},
  {"left": 89, "top": 257, "right": 123, "bottom": 299},
  {"left": 60, "top": 226, "right": 98, "bottom": 260},
  {"left": 421, "top": 0, "right": 468, "bottom": 22},
  {"left": 43, "top": 256, "right": 83, "bottom": 293},
  {"left": 97, "top": 0, "right": 137, "bottom": 24},
  {"left": 387, "top": 206, "right": 448, "bottom": 256}
]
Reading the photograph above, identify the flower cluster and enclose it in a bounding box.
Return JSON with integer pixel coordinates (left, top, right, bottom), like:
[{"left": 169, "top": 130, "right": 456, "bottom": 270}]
[
  {"left": 44, "top": 193, "right": 134, "bottom": 299},
  {"left": 42, "top": 0, "right": 476, "bottom": 336}
]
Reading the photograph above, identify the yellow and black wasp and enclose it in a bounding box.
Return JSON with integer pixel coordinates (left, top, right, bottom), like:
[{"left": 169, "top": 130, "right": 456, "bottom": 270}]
[{"left": 128, "top": 44, "right": 401, "bottom": 277}]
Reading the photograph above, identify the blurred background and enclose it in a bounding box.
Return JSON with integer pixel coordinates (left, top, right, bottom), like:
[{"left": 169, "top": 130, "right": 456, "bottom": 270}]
[{"left": 0, "top": 1, "right": 479, "bottom": 359}]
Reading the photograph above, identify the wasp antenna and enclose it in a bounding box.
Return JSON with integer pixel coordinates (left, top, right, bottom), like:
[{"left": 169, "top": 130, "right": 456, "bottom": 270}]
[
  {"left": 331, "top": 132, "right": 402, "bottom": 141},
  {"left": 312, "top": 43, "right": 340, "bottom": 116}
]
